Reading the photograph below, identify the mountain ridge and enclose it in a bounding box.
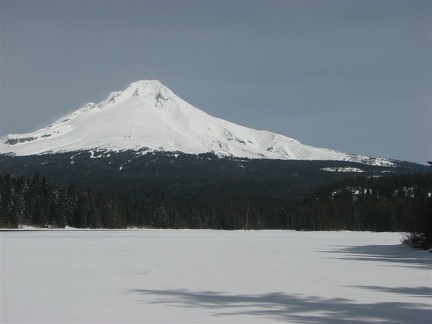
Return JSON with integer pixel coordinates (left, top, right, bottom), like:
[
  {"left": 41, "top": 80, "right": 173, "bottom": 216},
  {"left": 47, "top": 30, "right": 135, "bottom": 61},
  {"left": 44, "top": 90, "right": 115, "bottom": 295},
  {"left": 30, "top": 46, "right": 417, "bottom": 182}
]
[{"left": 0, "top": 80, "right": 393, "bottom": 166}]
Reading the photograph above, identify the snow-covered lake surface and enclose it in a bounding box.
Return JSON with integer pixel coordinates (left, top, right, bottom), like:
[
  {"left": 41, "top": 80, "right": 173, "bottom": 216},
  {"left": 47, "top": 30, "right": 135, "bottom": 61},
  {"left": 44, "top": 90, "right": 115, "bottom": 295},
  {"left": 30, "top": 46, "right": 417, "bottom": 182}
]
[{"left": 1, "top": 230, "right": 431, "bottom": 323}]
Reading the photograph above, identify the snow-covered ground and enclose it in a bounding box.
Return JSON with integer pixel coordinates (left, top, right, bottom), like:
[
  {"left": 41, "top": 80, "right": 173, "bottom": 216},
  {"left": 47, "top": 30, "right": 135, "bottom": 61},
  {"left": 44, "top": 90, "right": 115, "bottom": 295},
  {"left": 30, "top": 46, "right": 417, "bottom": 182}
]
[{"left": 1, "top": 230, "right": 430, "bottom": 323}]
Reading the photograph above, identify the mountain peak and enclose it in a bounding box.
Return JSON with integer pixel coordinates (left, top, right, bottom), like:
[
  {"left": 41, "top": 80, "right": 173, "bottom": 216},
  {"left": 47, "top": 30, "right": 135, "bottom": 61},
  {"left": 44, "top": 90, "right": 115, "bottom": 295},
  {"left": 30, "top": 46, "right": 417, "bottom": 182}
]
[
  {"left": 96, "top": 80, "right": 173, "bottom": 109},
  {"left": 126, "top": 80, "right": 167, "bottom": 97}
]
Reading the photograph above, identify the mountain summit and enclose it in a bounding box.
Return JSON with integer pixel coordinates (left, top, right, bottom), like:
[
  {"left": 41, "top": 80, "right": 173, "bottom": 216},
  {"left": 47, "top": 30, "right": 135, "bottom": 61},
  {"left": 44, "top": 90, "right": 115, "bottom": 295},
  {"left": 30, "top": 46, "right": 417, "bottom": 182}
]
[{"left": 0, "top": 80, "right": 391, "bottom": 165}]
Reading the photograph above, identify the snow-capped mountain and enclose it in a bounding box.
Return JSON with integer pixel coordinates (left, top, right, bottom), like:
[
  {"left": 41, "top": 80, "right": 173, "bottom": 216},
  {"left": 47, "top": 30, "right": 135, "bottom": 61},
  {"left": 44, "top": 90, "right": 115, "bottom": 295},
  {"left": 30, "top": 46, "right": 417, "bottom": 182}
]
[{"left": 0, "top": 80, "right": 392, "bottom": 166}]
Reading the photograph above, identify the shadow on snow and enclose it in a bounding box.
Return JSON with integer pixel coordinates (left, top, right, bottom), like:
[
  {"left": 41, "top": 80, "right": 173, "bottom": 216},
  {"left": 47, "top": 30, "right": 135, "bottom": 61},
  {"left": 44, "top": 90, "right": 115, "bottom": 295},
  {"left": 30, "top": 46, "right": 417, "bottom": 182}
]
[
  {"left": 128, "top": 243, "right": 431, "bottom": 323},
  {"left": 348, "top": 285, "right": 432, "bottom": 298},
  {"left": 323, "top": 244, "right": 432, "bottom": 270},
  {"left": 128, "top": 289, "right": 431, "bottom": 323}
]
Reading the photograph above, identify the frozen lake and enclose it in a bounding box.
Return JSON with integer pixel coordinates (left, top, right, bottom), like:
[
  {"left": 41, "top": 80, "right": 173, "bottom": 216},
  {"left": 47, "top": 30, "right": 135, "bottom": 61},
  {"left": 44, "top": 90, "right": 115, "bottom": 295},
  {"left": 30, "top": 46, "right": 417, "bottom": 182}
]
[{"left": 1, "top": 230, "right": 431, "bottom": 323}]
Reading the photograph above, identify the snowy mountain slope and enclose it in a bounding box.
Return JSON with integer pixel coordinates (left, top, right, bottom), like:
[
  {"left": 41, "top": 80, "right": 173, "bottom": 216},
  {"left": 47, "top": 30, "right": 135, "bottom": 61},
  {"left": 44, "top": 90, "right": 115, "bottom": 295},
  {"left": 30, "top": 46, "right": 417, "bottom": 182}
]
[{"left": 0, "top": 80, "right": 393, "bottom": 166}]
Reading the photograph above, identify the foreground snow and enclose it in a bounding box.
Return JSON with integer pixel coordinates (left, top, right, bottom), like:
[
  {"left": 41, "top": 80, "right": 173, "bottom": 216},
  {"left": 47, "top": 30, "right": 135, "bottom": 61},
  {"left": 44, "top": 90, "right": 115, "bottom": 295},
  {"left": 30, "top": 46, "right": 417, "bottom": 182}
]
[{"left": 1, "top": 230, "right": 430, "bottom": 323}]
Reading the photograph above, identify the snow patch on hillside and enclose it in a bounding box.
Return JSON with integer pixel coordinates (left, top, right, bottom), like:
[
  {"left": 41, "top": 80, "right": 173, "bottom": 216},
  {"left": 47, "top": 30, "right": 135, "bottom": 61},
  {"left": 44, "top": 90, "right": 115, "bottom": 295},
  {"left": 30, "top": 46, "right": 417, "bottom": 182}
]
[{"left": 322, "top": 166, "right": 365, "bottom": 173}]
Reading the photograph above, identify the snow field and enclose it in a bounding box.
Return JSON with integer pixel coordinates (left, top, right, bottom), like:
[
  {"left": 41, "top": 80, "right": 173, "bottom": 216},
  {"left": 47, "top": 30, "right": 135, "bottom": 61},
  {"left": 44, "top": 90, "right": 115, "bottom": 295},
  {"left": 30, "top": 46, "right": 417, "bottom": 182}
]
[{"left": 1, "top": 230, "right": 431, "bottom": 323}]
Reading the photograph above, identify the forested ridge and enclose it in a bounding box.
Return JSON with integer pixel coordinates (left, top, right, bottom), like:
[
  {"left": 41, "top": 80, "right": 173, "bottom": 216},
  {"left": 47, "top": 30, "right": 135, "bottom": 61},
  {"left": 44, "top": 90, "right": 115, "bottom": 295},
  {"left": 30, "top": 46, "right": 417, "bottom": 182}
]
[
  {"left": 1, "top": 151, "right": 431, "bottom": 248},
  {"left": 295, "top": 174, "right": 432, "bottom": 231},
  {"left": 1, "top": 172, "right": 430, "bottom": 247}
]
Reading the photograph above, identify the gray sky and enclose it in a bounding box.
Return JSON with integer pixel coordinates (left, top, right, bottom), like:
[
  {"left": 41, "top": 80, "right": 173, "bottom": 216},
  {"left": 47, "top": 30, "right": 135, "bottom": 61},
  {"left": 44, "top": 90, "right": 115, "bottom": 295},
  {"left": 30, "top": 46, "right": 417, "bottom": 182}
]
[{"left": 1, "top": 0, "right": 430, "bottom": 164}]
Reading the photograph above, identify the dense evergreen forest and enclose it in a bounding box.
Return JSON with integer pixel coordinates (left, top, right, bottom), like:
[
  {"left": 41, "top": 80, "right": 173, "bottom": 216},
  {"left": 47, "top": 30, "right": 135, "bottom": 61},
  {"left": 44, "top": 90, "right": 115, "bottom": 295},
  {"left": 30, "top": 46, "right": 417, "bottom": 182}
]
[
  {"left": 1, "top": 172, "right": 431, "bottom": 249},
  {"left": 295, "top": 174, "right": 432, "bottom": 249},
  {"left": 1, "top": 151, "right": 431, "bottom": 248},
  {"left": 0, "top": 174, "right": 126, "bottom": 229}
]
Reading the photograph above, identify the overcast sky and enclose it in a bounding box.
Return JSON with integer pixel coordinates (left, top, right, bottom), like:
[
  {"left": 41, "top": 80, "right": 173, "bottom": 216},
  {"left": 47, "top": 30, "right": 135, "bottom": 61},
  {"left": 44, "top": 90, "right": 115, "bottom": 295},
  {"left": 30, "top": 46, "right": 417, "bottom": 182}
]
[{"left": 0, "top": 0, "right": 430, "bottom": 164}]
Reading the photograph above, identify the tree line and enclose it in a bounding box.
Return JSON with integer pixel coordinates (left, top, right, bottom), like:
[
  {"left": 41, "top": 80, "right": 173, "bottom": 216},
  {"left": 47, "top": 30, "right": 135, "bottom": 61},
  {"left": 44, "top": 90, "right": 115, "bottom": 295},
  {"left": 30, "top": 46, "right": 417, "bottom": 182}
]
[
  {"left": 293, "top": 174, "right": 431, "bottom": 248},
  {"left": 0, "top": 174, "right": 126, "bottom": 229},
  {"left": 0, "top": 172, "right": 430, "bottom": 248}
]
